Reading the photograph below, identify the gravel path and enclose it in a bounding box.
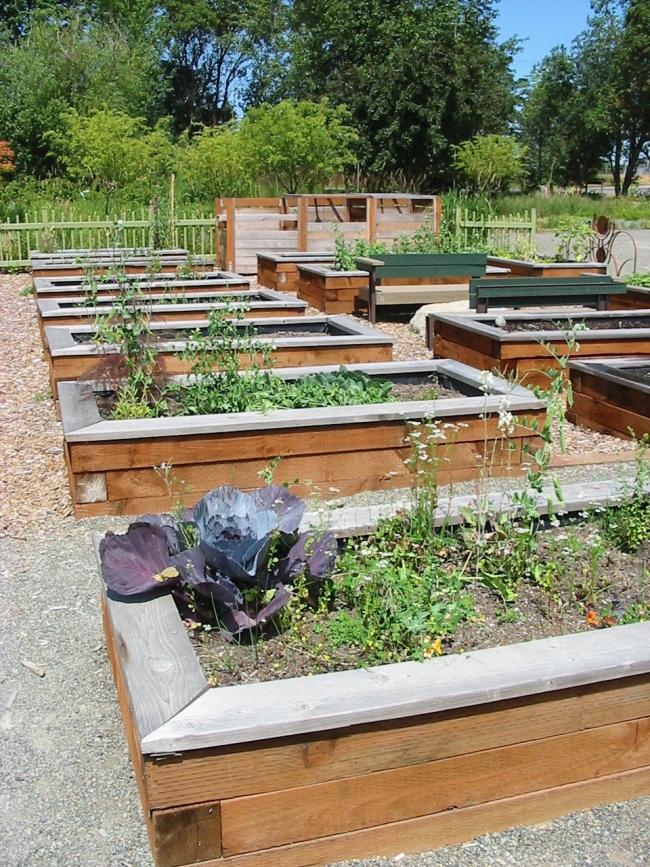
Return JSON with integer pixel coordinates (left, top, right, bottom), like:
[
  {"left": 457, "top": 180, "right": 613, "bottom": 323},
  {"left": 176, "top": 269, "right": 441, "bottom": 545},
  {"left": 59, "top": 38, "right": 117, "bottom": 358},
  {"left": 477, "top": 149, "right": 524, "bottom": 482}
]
[
  {"left": 3, "top": 526, "right": 650, "bottom": 867},
  {"left": 1, "top": 272, "right": 650, "bottom": 865}
]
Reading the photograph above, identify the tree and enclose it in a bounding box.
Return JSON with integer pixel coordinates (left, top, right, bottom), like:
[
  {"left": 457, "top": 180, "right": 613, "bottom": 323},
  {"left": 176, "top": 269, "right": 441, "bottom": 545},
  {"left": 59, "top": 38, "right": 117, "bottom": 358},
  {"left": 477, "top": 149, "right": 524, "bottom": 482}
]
[
  {"left": 522, "top": 0, "right": 650, "bottom": 196},
  {"left": 240, "top": 99, "right": 358, "bottom": 193},
  {"left": 0, "top": 11, "right": 167, "bottom": 174},
  {"left": 47, "top": 108, "right": 175, "bottom": 205},
  {"left": 157, "top": 0, "right": 283, "bottom": 131},
  {"left": 176, "top": 124, "right": 256, "bottom": 199},
  {"left": 453, "top": 134, "right": 526, "bottom": 194},
  {"left": 250, "top": 0, "right": 518, "bottom": 189},
  {"left": 581, "top": 0, "right": 650, "bottom": 195}
]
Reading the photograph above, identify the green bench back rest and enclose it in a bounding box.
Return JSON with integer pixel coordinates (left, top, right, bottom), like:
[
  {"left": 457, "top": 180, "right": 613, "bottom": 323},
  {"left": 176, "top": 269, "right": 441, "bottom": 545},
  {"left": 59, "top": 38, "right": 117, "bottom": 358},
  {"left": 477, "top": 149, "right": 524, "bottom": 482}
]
[{"left": 358, "top": 253, "right": 488, "bottom": 280}]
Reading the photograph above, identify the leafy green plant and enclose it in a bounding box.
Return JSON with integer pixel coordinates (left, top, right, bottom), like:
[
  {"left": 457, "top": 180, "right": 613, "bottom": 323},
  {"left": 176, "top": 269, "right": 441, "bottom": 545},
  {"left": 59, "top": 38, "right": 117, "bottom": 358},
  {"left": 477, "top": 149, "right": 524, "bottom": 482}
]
[
  {"left": 601, "top": 435, "right": 650, "bottom": 552},
  {"left": 628, "top": 273, "right": 650, "bottom": 287},
  {"left": 240, "top": 99, "right": 358, "bottom": 194},
  {"left": 554, "top": 216, "right": 593, "bottom": 262},
  {"left": 453, "top": 135, "right": 527, "bottom": 195},
  {"left": 330, "top": 518, "right": 474, "bottom": 664}
]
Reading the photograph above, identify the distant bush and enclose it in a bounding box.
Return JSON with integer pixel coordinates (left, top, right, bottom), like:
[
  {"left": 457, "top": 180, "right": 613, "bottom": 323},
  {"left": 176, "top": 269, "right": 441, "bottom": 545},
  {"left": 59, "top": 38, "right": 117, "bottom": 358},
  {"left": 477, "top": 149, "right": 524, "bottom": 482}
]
[
  {"left": 47, "top": 108, "right": 175, "bottom": 206},
  {"left": 453, "top": 135, "right": 527, "bottom": 195}
]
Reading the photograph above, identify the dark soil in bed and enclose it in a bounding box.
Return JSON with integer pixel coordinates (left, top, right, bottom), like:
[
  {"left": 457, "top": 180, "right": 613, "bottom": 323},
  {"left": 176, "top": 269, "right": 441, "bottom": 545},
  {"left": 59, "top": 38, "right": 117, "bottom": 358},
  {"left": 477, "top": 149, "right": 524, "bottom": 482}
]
[
  {"left": 73, "top": 324, "right": 333, "bottom": 344},
  {"left": 190, "top": 525, "right": 650, "bottom": 688},
  {"left": 65, "top": 294, "right": 254, "bottom": 308},
  {"left": 605, "top": 365, "right": 650, "bottom": 386},
  {"left": 493, "top": 316, "right": 650, "bottom": 333}
]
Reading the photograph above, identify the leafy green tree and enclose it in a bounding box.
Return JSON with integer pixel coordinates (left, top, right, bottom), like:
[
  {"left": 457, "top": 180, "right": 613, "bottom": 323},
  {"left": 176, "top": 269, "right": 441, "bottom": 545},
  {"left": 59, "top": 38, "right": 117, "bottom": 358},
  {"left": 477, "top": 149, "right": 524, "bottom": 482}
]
[
  {"left": 522, "top": 0, "right": 650, "bottom": 196},
  {"left": 577, "top": 0, "right": 650, "bottom": 195},
  {"left": 240, "top": 99, "right": 358, "bottom": 193},
  {"left": 158, "top": 0, "right": 283, "bottom": 131},
  {"left": 453, "top": 134, "right": 526, "bottom": 194},
  {"left": 251, "top": 0, "right": 517, "bottom": 189},
  {"left": 47, "top": 108, "right": 175, "bottom": 205},
  {"left": 0, "top": 11, "right": 167, "bottom": 174},
  {"left": 176, "top": 124, "right": 256, "bottom": 199}
]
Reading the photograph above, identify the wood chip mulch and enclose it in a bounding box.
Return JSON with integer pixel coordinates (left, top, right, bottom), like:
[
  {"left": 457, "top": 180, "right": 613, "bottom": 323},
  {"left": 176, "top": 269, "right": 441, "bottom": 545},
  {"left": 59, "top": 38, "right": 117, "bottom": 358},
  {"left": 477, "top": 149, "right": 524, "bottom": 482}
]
[
  {"left": 0, "top": 276, "right": 634, "bottom": 537},
  {"left": 0, "top": 275, "right": 74, "bottom": 537}
]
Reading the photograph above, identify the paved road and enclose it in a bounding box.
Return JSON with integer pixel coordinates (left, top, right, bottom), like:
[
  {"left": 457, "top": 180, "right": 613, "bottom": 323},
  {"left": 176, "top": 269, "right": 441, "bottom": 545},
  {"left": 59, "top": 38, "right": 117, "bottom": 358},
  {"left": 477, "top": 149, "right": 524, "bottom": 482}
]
[{"left": 536, "top": 229, "right": 650, "bottom": 274}]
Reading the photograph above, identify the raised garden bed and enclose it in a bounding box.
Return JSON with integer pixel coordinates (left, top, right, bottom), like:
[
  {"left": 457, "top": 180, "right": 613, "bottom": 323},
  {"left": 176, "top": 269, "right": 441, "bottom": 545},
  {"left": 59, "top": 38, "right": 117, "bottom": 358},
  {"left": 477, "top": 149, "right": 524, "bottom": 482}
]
[
  {"left": 296, "top": 263, "right": 370, "bottom": 314},
  {"left": 96, "top": 476, "right": 650, "bottom": 867},
  {"left": 257, "top": 251, "right": 334, "bottom": 292},
  {"left": 31, "top": 252, "right": 215, "bottom": 278},
  {"left": 45, "top": 315, "right": 395, "bottom": 392},
  {"left": 33, "top": 272, "right": 249, "bottom": 298},
  {"left": 568, "top": 357, "right": 650, "bottom": 439},
  {"left": 610, "top": 284, "right": 650, "bottom": 311},
  {"left": 58, "top": 359, "right": 544, "bottom": 517},
  {"left": 487, "top": 256, "right": 607, "bottom": 279},
  {"left": 297, "top": 258, "right": 502, "bottom": 316},
  {"left": 427, "top": 310, "right": 650, "bottom": 388},
  {"left": 36, "top": 289, "right": 307, "bottom": 343}
]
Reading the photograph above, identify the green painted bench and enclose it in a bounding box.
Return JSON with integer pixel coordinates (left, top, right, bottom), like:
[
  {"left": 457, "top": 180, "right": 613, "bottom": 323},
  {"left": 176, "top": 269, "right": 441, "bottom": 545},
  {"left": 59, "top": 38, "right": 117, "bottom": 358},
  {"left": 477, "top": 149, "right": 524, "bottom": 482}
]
[
  {"left": 355, "top": 253, "right": 488, "bottom": 322},
  {"left": 470, "top": 275, "right": 624, "bottom": 314}
]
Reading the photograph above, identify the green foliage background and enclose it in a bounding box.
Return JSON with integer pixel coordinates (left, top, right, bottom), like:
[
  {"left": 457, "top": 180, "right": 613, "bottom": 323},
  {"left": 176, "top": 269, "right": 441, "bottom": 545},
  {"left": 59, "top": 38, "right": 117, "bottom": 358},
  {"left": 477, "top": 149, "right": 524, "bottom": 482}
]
[{"left": 0, "top": 0, "right": 648, "bottom": 219}]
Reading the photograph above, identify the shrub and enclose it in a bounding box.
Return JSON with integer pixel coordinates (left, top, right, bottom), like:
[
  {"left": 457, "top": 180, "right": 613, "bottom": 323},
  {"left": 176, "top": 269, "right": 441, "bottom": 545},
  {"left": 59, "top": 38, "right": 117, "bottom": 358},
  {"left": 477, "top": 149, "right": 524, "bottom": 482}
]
[
  {"left": 240, "top": 99, "right": 358, "bottom": 193},
  {"left": 176, "top": 124, "right": 257, "bottom": 199},
  {"left": 453, "top": 134, "right": 527, "bottom": 195},
  {"left": 47, "top": 108, "right": 175, "bottom": 202}
]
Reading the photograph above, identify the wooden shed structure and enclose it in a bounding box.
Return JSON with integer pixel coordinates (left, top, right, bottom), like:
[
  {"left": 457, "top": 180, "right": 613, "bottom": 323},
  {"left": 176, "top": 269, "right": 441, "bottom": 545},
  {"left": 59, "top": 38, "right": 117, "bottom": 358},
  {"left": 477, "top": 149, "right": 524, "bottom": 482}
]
[{"left": 215, "top": 194, "right": 441, "bottom": 274}]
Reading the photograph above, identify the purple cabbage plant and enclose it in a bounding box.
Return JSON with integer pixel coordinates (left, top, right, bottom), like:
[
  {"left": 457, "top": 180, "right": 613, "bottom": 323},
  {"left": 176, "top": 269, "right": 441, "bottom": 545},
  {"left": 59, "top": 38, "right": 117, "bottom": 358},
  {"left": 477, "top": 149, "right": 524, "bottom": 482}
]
[{"left": 99, "top": 485, "right": 337, "bottom": 638}]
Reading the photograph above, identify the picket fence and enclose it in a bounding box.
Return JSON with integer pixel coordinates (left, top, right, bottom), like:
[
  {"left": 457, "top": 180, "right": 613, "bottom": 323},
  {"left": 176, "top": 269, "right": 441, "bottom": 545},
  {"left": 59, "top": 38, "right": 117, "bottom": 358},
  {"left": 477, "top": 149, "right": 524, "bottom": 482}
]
[
  {"left": 0, "top": 208, "right": 216, "bottom": 267},
  {"left": 455, "top": 207, "right": 537, "bottom": 250}
]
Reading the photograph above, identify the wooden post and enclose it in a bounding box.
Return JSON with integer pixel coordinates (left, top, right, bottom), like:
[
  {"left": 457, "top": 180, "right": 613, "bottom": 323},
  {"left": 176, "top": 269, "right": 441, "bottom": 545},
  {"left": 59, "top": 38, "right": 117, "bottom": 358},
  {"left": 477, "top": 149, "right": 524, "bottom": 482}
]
[
  {"left": 367, "top": 196, "right": 377, "bottom": 242},
  {"left": 169, "top": 173, "right": 176, "bottom": 248},
  {"left": 298, "top": 196, "right": 309, "bottom": 252},
  {"left": 225, "top": 198, "right": 236, "bottom": 271},
  {"left": 434, "top": 195, "right": 443, "bottom": 236}
]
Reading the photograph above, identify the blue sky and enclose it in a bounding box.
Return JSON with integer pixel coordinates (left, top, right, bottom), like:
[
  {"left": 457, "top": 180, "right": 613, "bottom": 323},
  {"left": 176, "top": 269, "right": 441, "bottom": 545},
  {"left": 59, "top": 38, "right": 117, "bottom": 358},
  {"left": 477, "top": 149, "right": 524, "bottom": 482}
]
[{"left": 496, "top": 0, "right": 593, "bottom": 79}]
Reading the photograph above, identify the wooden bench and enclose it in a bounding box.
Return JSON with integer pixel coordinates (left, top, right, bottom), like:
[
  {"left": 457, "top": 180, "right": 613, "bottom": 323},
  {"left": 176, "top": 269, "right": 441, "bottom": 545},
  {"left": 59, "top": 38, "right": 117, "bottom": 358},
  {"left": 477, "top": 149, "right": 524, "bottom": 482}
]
[
  {"left": 470, "top": 275, "right": 624, "bottom": 314},
  {"left": 356, "top": 253, "right": 488, "bottom": 322}
]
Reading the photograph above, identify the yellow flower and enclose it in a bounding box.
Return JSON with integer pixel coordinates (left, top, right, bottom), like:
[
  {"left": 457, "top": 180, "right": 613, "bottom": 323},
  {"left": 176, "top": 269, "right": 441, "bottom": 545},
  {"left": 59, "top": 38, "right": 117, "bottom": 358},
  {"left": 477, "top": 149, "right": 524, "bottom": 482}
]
[{"left": 423, "top": 637, "right": 443, "bottom": 658}]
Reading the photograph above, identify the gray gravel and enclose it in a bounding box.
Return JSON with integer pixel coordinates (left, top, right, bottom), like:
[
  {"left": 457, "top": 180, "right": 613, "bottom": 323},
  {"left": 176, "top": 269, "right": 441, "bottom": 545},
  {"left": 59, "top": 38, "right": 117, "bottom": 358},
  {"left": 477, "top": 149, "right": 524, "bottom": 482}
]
[
  {"left": 0, "top": 521, "right": 151, "bottom": 867},
  {"left": 3, "top": 509, "right": 650, "bottom": 866}
]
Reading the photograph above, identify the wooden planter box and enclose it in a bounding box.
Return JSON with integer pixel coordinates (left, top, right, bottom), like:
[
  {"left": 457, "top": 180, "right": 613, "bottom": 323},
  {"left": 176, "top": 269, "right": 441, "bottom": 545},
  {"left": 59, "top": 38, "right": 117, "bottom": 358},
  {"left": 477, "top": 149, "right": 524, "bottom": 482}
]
[
  {"left": 59, "top": 359, "right": 544, "bottom": 517},
  {"left": 296, "top": 264, "right": 370, "bottom": 314},
  {"left": 568, "top": 357, "right": 650, "bottom": 439},
  {"left": 32, "top": 256, "right": 215, "bottom": 279},
  {"left": 427, "top": 310, "right": 650, "bottom": 388},
  {"left": 487, "top": 257, "right": 607, "bottom": 279},
  {"left": 98, "top": 524, "right": 650, "bottom": 867},
  {"left": 45, "top": 315, "right": 395, "bottom": 392},
  {"left": 610, "top": 285, "right": 650, "bottom": 311},
  {"left": 257, "top": 252, "right": 334, "bottom": 292},
  {"left": 34, "top": 272, "right": 250, "bottom": 299},
  {"left": 298, "top": 256, "right": 498, "bottom": 316},
  {"left": 36, "top": 290, "right": 307, "bottom": 346}
]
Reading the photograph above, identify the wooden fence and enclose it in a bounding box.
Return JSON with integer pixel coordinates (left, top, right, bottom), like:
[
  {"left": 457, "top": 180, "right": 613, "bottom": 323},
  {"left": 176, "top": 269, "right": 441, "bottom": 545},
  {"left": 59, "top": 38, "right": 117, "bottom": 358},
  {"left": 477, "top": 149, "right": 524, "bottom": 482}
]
[
  {"left": 0, "top": 208, "right": 216, "bottom": 267},
  {"left": 455, "top": 208, "right": 537, "bottom": 250}
]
